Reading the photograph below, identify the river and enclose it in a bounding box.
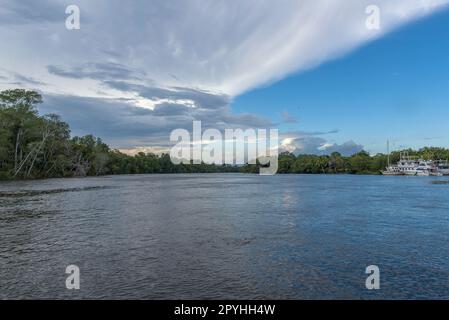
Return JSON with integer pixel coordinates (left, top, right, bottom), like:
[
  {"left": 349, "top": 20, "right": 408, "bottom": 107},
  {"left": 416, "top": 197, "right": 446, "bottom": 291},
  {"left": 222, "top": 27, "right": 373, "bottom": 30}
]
[{"left": 1, "top": 174, "right": 448, "bottom": 299}]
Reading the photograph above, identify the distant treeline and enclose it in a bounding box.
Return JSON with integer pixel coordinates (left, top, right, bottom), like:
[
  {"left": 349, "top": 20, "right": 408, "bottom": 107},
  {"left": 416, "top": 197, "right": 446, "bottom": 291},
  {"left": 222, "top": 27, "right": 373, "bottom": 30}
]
[
  {"left": 242, "top": 148, "right": 449, "bottom": 175},
  {"left": 1, "top": 89, "right": 449, "bottom": 180}
]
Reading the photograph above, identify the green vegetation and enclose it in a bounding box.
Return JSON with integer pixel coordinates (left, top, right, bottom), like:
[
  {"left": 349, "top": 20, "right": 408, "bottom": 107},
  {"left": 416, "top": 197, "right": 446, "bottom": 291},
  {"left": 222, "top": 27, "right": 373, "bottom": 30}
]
[
  {"left": 1, "top": 89, "right": 449, "bottom": 180},
  {"left": 242, "top": 149, "right": 449, "bottom": 174},
  {"left": 0, "top": 89, "right": 237, "bottom": 180}
]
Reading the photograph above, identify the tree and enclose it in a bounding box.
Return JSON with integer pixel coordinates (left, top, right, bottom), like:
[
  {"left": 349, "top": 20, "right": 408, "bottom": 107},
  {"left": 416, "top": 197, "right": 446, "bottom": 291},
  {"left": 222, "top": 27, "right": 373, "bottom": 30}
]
[
  {"left": 278, "top": 152, "right": 296, "bottom": 173},
  {"left": 347, "top": 151, "right": 371, "bottom": 174},
  {"left": 0, "top": 89, "right": 43, "bottom": 178}
]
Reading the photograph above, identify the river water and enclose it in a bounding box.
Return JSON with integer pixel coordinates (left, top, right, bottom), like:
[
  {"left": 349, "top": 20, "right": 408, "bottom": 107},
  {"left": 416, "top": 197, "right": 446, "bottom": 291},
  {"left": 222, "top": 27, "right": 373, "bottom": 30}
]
[{"left": 1, "top": 173, "right": 448, "bottom": 299}]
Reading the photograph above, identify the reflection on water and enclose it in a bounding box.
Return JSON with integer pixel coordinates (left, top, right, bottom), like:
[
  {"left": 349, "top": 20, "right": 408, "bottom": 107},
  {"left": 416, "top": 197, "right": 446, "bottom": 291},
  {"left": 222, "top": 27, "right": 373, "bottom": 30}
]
[{"left": 1, "top": 174, "right": 449, "bottom": 299}]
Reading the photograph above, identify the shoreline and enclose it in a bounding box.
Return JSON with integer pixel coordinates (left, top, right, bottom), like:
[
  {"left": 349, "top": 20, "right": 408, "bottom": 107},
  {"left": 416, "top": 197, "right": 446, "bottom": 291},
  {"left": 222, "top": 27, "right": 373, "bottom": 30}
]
[{"left": 2, "top": 171, "right": 448, "bottom": 183}]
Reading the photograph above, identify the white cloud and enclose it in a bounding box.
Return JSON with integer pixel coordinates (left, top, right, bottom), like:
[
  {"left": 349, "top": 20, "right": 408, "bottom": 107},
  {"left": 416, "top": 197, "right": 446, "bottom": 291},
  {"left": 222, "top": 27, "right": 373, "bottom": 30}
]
[
  {"left": 1, "top": 0, "right": 448, "bottom": 97},
  {"left": 1, "top": 0, "right": 448, "bottom": 151},
  {"left": 279, "top": 130, "right": 364, "bottom": 156}
]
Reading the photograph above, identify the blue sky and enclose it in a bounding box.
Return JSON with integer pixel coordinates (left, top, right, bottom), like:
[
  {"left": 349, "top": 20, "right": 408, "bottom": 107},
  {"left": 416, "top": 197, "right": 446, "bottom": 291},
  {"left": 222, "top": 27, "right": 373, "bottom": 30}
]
[
  {"left": 233, "top": 7, "right": 449, "bottom": 154},
  {"left": 1, "top": 0, "right": 448, "bottom": 155}
]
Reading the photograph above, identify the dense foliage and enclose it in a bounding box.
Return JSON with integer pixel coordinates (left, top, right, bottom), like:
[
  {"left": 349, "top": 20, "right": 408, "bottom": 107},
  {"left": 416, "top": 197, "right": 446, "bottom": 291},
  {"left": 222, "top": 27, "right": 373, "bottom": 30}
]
[
  {"left": 1, "top": 89, "right": 448, "bottom": 180},
  {"left": 241, "top": 148, "right": 449, "bottom": 174},
  {"left": 0, "top": 89, "right": 237, "bottom": 180}
]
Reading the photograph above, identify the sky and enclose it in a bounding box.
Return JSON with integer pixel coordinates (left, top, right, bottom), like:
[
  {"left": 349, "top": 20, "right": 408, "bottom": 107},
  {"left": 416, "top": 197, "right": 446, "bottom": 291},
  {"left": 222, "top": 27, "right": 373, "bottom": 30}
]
[{"left": 1, "top": 0, "right": 449, "bottom": 155}]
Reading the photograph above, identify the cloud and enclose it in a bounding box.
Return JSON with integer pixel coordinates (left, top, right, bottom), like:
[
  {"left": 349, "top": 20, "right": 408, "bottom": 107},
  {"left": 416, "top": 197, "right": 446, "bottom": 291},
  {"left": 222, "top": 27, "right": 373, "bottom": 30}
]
[
  {"left": 12, "top": 74, "right": 47, "bottom": 86},
  {"left": 280, "top": 131, "right": 363, "bottom": 156},
  {"left": 102, "top": 81, "right": 230, "bottom": 110},
  {"left": 1, "top": 0, "right": 448, "bottom": 151},
  {"left": 2, "top": 0, "right": 447, "bottom": 95},
  {"left": 281, "top": 111, "right": 298, "bottom": 124},
  {"left": 151, "top": 103, "right": 190, "bottom": 116},
  {"left": 39, "top": 94, "right": 273, "bottom": 149},
  {"left": 319, "top": 140, "right": 365, "bottom": 156},
  {"left": 0, "top": 69, "right": 47, "bottom": 86},
  {"left": 0, "top": 0, "right": 66, "bottom": 25},
  {"left": 47, "top": 63, "right": 146, "bottom": 81},
  {"left": 119, "top": 146, "right": 171, "bottom": 156},
  {"left": 284, "top": 137, "right": 364, "bottom": 156}
]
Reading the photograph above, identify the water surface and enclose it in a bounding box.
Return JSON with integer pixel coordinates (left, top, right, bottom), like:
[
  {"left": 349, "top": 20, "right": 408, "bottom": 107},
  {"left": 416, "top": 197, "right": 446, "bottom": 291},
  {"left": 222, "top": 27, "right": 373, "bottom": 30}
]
[{"left": 1, "top": 174, "right": 449, "bottom": 299}]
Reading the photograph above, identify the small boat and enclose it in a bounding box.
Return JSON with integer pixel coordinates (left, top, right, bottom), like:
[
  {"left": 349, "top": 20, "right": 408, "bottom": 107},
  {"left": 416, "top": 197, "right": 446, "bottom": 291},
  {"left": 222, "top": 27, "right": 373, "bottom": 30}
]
[{"left": 381, "top": 166, "right": 404, "bottom": 176}]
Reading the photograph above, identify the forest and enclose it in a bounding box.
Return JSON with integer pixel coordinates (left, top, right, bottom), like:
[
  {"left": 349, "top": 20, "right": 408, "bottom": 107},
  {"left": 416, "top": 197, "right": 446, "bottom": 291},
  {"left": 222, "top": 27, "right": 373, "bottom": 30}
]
[
  {"left": 242, "top": 148, "right": 449, "bottom": 174},
  {"left": 1, "top": 89, "right": 448, "bottom": 180}
]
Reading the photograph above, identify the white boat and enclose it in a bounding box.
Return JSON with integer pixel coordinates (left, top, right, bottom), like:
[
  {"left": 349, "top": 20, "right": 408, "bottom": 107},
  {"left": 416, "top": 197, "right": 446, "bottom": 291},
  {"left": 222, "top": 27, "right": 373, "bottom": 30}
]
[
  {"left": 382, "top": 166, "right": 404, "bottom": 176},
  {"left": 381, "top": 141, "right": 445, "bottom": 176},
  {"left": 436, "top": 161, "right": 449, "bottom": 176},
  {"left": 397, "top": 154, "right": 420, "bottom": 175},
  {"left": 407, "top": 160, "right": 437, "bottom": 176}
]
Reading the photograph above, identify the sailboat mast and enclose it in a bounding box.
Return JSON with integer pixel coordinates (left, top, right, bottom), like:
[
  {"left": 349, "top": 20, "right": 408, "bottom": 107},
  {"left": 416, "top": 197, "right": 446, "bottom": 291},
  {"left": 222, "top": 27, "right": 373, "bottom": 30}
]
[{"left": 387, "top": 140, "right": 390, "bottom": 167}]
